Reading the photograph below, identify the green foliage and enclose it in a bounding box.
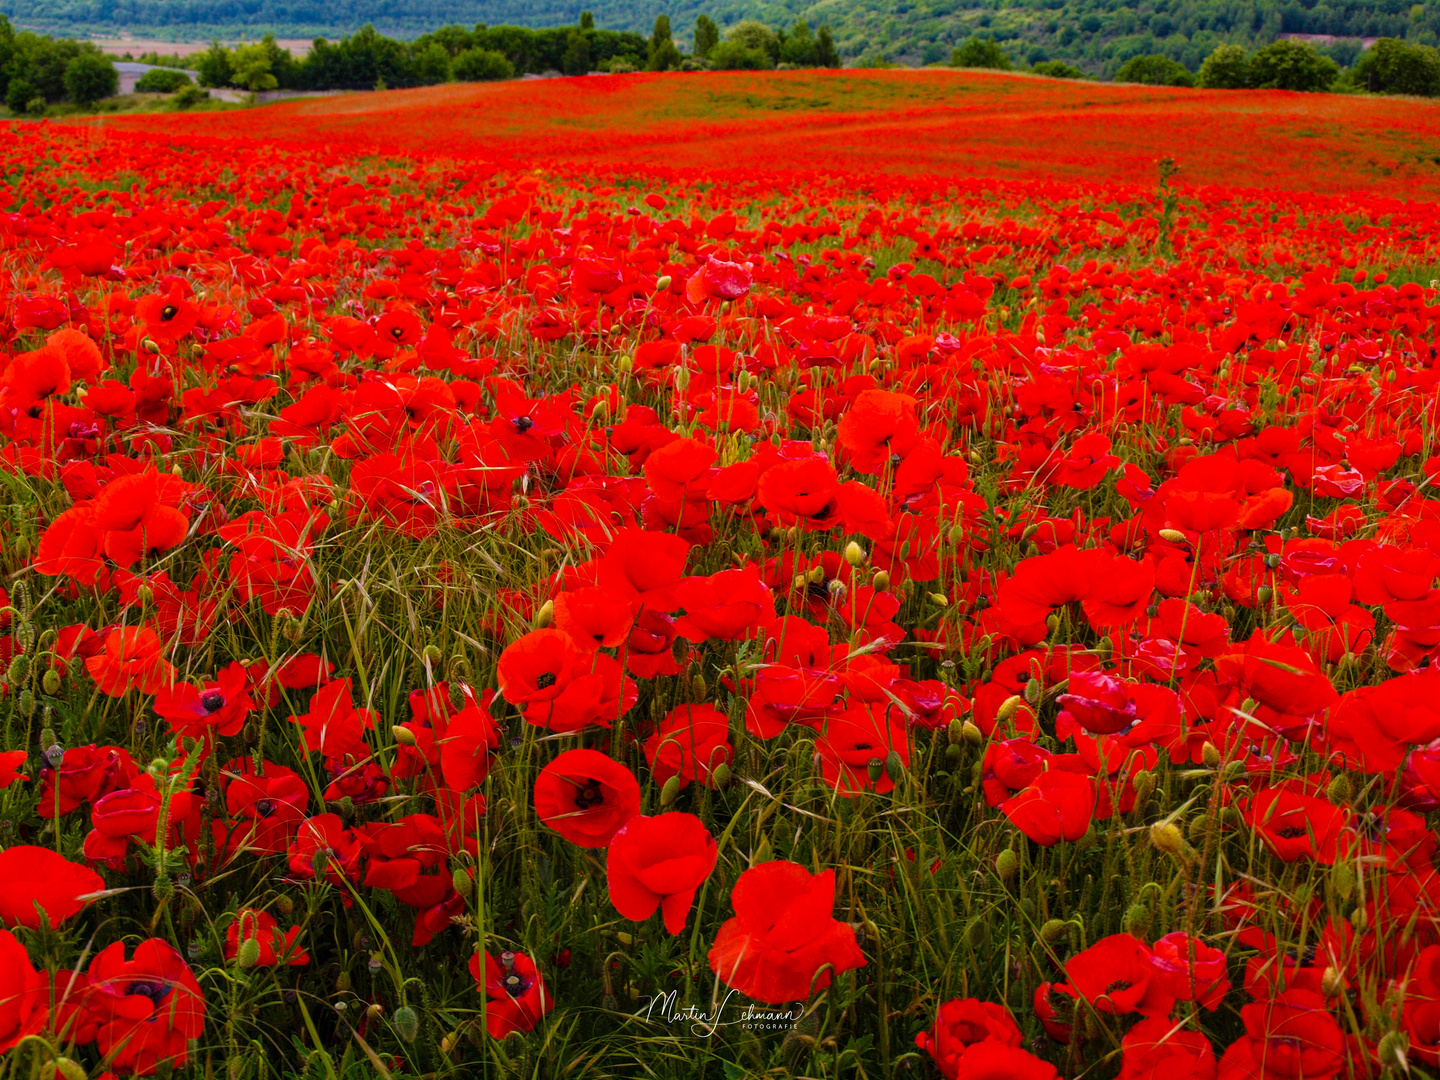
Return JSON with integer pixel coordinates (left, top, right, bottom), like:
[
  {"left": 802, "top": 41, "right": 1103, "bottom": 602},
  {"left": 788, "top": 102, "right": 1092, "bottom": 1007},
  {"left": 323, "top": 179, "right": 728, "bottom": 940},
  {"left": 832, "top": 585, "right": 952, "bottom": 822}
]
[
  {"left": 172, "top": 82, "right": 209, "bottom": 107},
  {"left": 5, "top": 74, "right": 35, "bottom": 111},
  {"left": 62, "top": 49, "right": 116, "bottom": 102},
  {"left": 693, "top": 13, "right": 719, "bottom": 58},
  {"left": 647, "top": 13, "right": 682, "bottom": 70},
  {"left": 725, "top": 19, "right": 781, "bottom": 65},
  {"left": 231, "top": 40, "right": 279, "bottom": 92},
  {"left": 135, "top": 66, "right": 193, "bottom": 92},
  {"left": 1351, "top": 35, "right": 1440, "bottom": 94},
  {"left": 707, "top": 39, "right": 769, "bottom": 70},
  {"left": 452, "top": 46, "right": 513, "bottom": 80},
  {"left": 1115, "top": 52, "right": 1194, "bottom": 85},
  {"left": 194, "top": 40, "right": 234, "bottom": 88},
  {"left": 1247, "top": 37, "right": 1340, "bottom": 90},
  {"left": 561, "top": 29, "right": 590, "bottom": 74},
  {"left": 951, "top": 35, "right": 1013, "bottom": 69},
  {"left": 1031, "top": 59, "right": 1084, "bottom": 77},
  {"left": 1198, "top": 42, "right": 1250, "bottom": 87}
]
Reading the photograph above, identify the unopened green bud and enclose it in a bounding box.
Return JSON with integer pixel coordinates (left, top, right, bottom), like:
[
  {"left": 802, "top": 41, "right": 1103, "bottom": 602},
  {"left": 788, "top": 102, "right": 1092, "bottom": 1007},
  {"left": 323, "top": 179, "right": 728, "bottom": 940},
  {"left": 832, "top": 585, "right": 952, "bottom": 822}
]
[
  {"left": 1201, "top": 741, "right": 1222, "bottom": 768},
  {"left": 51, "top": 1058, "right": 87, "bottom": 1080},
  {"left": 884, "top": 750, "right": 905, "bottom": 785},
  {"left": 452, "top": 866, "right": 471, "bottom": 897},
  {"left": 42, "top": 668, "right": 60, "bottom": 695},
  {"left": 1023, "top": 679, "right": 1042, "bottom": 705},
  {"left": 659, "top": 775, "right": 682, "bottom": 807},
  {"left": 532, "top": 600, "right": 554, "bottom": 629},
  {"left": 7, "top": 654, "right": 28, "bottom": 685},
  {"left": 872, "top": 570, "right": 891, "bottom": 591},
  {"left": 962, "top": 720, "right": 984, "bottom": 746},
  {"left": 1150, "top": 821, "right": 1184, "bottom": 856},
  {"left": 997, "top": 695, "right": 1024, "bottom": 724},
  {"left": 1378, "top": 1030, "right": 1409, "bottom": 1068},
  {"left": 393, "top": 1004, "right": 420, "bottom": 1043},
  {"left": 18, "top": 689, "right": 33, "bottom": 717},
  {"left": 1327, "top": 773, "right": 1353, "bottom": 806},
  {"left": 844, "top": 541, "right": 866, "bottom": 566},
  {"left": 945, "top": 743, "right": 963, "bottom": 762},
  {"left": 275, "top": 893, "right": 294, "bottom": 915},
  {"left": 1020, "top": 523, "right": 1040, "bottom": 542},
  {"left": 152, "top": 874, "right": 174, "bottom": 903},
  {"left": 947, "top": 719, "right": 965, "bottom": 746},
  {"left": 1133, "top": 770, "right": 1157, "bottom": 803},
  {"left": 655, "top": 275, "right": 672, "bottom": 292},
  {"left": 1124, "top": 903, "right": 1151, "bottom": 937},
  {"left": 423, "top": 644, "right": 443, "bottom": 666},
  {"left": 1039, "top": 918, "right": 1068, "bottom": 944},
  {"left": 995, "top": 848, "right": 1018, "bottom": 881},
  {"left": 391, "top": 725, "right": 417, "bottom": 747},
  {"left": 711, "top": 762, "right": 732, "bottom": 788},
  {"left": 1158, "top": 528, "right": 1188, "bottom": 544},
  {"left": 236, "top": 935, "right": 261, "bottom": 970}
]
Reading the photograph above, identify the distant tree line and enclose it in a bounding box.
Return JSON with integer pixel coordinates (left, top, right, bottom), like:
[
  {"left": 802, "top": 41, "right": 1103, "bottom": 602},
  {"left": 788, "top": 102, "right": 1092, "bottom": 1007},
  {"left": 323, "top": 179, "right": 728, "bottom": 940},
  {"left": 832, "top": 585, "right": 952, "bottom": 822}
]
[
  {"left": 0, "top": 13, "right": 117, "bottom": 111},
  {"left": 951, "top": 29, "right": 1440, "bottom": 94}
]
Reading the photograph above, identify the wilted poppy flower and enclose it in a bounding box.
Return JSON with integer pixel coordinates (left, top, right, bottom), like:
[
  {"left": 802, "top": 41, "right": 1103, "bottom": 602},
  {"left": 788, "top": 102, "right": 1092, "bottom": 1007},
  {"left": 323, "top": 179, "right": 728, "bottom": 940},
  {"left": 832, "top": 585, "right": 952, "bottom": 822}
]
[
  {"left": 0, "top": 846, "right": 105, "bottom": 930},
  {"left": 607, "top": 813, "right": 718, "bottom": 934},
  {"left": 534, "top": 749, "right": 640, "bottom": 848},
  {"left": 0, "top": 928, "right": 46, "bottom": 1053},
  {"left": 708, "top": 861, "right": 865, "bottom": 1004},
  {"left": 469, "top": 949, "right": 553, "bottom": 1038}
]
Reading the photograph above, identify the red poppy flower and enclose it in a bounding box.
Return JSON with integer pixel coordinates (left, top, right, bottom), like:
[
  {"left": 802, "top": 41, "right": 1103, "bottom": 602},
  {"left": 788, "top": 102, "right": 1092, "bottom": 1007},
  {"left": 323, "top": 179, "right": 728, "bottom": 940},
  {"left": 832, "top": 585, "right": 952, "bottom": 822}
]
[
  {"left": 224, "top": 909, "right": 309, "bottom": 967},
  {"left": 607, "top": 812, "right": 718, "bottom": 934},
  {"left": 438, "top": 704, "right": 502, "bottom": 792},
  {"left": 85, "top": 626, "right": 175, "bottom": 697},
  {"left": 0, "top": 846, "right": 104, "bottom": 930},
  {"left": 0, "top": 749, "right": 25, "bottom": 789},
  {"left": 37, "top": 744, "right": 139, "bottom": 817},
  {"left": 645, "top": 703, "right": 733, "bottom": 790},
  {"left": 817, "top": 703, "right": 910, "bottom": 796},
  {"left": 686, "top": 256, "right": 752, "bottom": 303},
  {"left": 915, "top": 997, "right": 1023, "bottom": 1078},
  {"left": 1148, "top": 932, "right": 1231, "bottom": 1009},
  {"left": 1244, "top": 781, "right": 1350, "bottom": 865},
  {"left": 598, "top": 528, "right": 692, "bottom": 611},
  {"left": 674, "top": 566, "right": 773, "bottom": 643},
  {"left": 1001, "top": 770, "right": 1095, "bottom": 846},
  {"left": 222, "top": 759, "right": 310, "bottom": 857},
  {"left": 135, "top": 288, "right": 200, "bottom": 343},
  {"left": 289, "top": 679, "right": 377, "bottom": 758},
  {"left": 553, "top": 586, "right": 641, "bottom": 650},
  {"left": 153, "top": 661, "right": 254, "bottom": 740},
  {"left": 836, "top": 389, "right": 921, "bottom": 475},
  {"left": 1118, "top": 1016, "right": 1217, "bottom": 1080},
  {"left": 708, "top": 861, "right": 866, "bottom": 1004},
  {"left": 469, "top": 950, "right": 553, "bottom": 1039},
  {"left": 86, "top": 937, "right": 207, "bottom": 1076},
  {"left": 534, "top": 749, "right": 640, "bottom": 848},
  {"left": 1065, "top": 934, "right": 1175, "bottom": 1017},
  {"left": 0, "top": 928, "right": 46, "bottom": 1053},
  {"left": 1236, "top": 990, "right": 1344, "bottom": 1079}
]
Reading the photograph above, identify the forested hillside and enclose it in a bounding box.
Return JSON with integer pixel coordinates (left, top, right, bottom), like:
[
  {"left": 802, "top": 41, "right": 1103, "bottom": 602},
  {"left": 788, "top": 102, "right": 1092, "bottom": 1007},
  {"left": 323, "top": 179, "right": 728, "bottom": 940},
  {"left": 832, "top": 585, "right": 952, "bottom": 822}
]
[{"left": 4, "top": 0, "right": 1437, "bottom": 72}]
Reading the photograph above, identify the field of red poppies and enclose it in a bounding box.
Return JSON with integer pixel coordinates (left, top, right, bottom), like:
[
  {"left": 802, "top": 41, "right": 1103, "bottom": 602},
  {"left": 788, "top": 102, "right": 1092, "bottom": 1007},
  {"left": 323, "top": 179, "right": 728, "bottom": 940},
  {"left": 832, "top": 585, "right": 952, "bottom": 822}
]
[{"left": 3, "top": 69, "right": 1440, "bottom": 1079}]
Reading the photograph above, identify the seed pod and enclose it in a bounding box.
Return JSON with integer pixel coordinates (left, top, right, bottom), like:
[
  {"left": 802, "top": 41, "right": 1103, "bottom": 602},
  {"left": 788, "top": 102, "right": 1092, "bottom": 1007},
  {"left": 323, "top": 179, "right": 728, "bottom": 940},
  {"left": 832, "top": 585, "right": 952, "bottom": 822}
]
[
  {"left": 995, "top": 848, "right": 1019, "bottom": 881},
  {"left": 884, "top": 750, "right": 905, "bottom": 785},
  {"left": 1157, "top": 528, "right": 1188, "bottom": 544},
  {"left": 393, "top": 1004, "right": 420, "bottom": 1042},
  {"left": 42, "top": 668, "right": 61, "bottom": 695},
  {"left": 866, "top": 758, "right": 884, "bottom": 785},
  {"left": 1039, "top": 919, "right": 1067, "bottom": 945},
  {"left": 1257, "top": 585, "right": 1273, "bottom": 605},
  {"left": 236, "top": 936, "right": 261, "bottom": 970},
  {"left": 659, "top": 775, "right": 681, "bottom": 807}
]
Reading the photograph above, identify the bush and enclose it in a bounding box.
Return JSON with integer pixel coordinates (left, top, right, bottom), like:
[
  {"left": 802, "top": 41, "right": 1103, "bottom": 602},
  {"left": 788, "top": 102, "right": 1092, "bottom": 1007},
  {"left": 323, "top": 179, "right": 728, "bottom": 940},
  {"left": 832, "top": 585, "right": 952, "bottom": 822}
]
[
  {"left": 63, "top": 52, "right": 118, "bottom": 104},
  {"left": 453, "top": 48, "right": 514, "bottom": 82},
  {"left": 725, "top": 20, "right": 780, "bottom": 65},
  {"left": 708, "top": 40, "right": 771, "bottom": 70},
  {"left": 6, "top": 75, "right": 36, "bottom": 113},
  {"left": 1198, "top": 43, "right": 1250, "bottom": 88},
  {"left": 1351, "top": 37, "right": 1440, "bottom": 95},
  {"left": 172, "top": 84, "right": 209, "bottom": 108},
  {"left": 135, "top": 67, "right": 193, "bottom": 93},
  {"left": 1115, "top": 53, "right": 1194, "bottom": 86},
  {"left": 1247, "top": 39, "right": 1340, "bottom": 91},
  {"left": 1032, "top": 59, "right": 1084, "bottom": 78},
  {"left": 602, "top": 56, "right": 638, "bottom": 74},
  {"left": 25, "top": 95, "right": 47, "bottom": 115},
  {"left": 951, "top": 35, "right": 1013, "bottom": 69}
]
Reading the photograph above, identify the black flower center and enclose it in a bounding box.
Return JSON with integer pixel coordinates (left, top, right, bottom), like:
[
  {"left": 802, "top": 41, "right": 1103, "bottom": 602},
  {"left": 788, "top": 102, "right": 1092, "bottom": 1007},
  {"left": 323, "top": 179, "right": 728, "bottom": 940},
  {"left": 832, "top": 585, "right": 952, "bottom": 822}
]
[
  {"left": 127, "top": 980, "right": 172, "bottom": 1006},
  {"left": 573, "top": 778, "right": 604, "bottom": 810},
  {"left": 536, "top": 671, "right": 557, "bottom": 690},
  {"left": 200, "top": 691, "right": 226, "bottom": 713},
  {"left": 513, "top": 415, "right": 535, "bottom": 433},
  {"left": 254, "top": 798, "right": 277, "bottom": 818},
  {"left": 160, "top": 304, "right": 179, "bottom": 322}
]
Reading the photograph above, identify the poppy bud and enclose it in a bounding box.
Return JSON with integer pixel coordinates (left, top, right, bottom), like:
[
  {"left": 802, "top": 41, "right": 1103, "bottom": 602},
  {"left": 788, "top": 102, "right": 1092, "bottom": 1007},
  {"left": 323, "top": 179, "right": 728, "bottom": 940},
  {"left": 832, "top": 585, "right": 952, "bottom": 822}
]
[
  {"left": 962, "top": 720, "right": 984, "bottom": 746},
  {"left": 1021, "top": 523, "right": 1040, "bottom": 541},
  {"left": 872, "top": 571, "right": 890, "bottom": 590},
  {"left": 391, "top": 725, "right": 417, "bottom": 747},
  {"left": 711, "top": 762, "right": 732, "bottom": 788},
  {"left": 618, "top": 355, "right": 633, "bottom": 372},
  {"left": 40, "top": 726, "right": 56, "bottom": 750},
  {"left": 52, "top": 1059, "right": 87, "bottom": 1080},
  {"left": 945, "top": 743, "right": 963, "bottom": 762},
  {"left": 1378, "top": 1031, "right": 1409, "bottom": 1069},
  {"left": 1188, "top": 814, "right": 1211, "bottom": 843},
  {"left": 674, "top": 366, "right": 691, "bottom": 391},
  {"left": 1045, "top": 614, "right": 1060, "bottom": 635},
  {"left": 141, "top": 336, "right": 160, "bottom": 354},
  {"left": 689, "top": 671, "right": 708, "bottom": 700},
  {"left": 1039, "top": 918, "right": 1068, "bottom": 945},
  {"left": 1150, "top": 822, "right": 1184, "bottom": 856},
  {"left": 948, "top": 523, "right": 965, "bottom": 545},
  {"left": 1350, "top": 906, "right": 1367, "bottom": 932},
  {"left": 590, "top": 398, "right": 610, "bottom": 423},
  {"left": 1133, "top": 770, "right": 1157, "bottom": 803},
  {"left": 659, "top": 775, "right": 682, "bottom": 807},
  {"left": 867, "top": 758, "right": 885, "bottom": 784},
  {"left": 997, "top": 694, "right": 1024, "bottom": 723},
  {"left": 1331, "top": 861, "right": 1355, "bottom": 901},
  {"left": 275, "top": 893, "right": 294, "bottom": 915},
  {"left": 844, "top": 541, "right": 866, "bottom": 566},
  {"left": 423, "top": 644, "right": 443, "bottom": 666},
  {"left": 1023, "top": 678, "right": 1042, "bottom": 705},
  {"left": 1156, "top": 528, "right": 1187, "bottom": 544},
  {"left": 947, "top": 719, "right": 965, "bottom": 746},
  {"left": 393, "top": 1004, "right": 420, "bottom": 1042},
  {"left": 1312, "top": 964, "right": 1346, "bottom": 1001},
  {"left": 236, "top": 935, "right": 261, "bottom": 970},
  {"left": 366, "top": 1001, "right": 384, "bottom": 1019},
  {"left": 995, "top": 848, "right": 1018, "bottom": 881},
  {"left": 452, "top": 866, "right": 471, "bottom": 896},
  {"left": 928, "top": 592, "right": 949, "bottom": 607},
  {"left": 441, "top": 1030, "right": 461, "bottom": 1054},
  {"left": 1222, "top": 761, "right": 1247, "bottom": 783},
  {"left": 7, "top": 654, "right": 28, "bottom": 685},
  {"left": 336, "top": 971, "right": 352, "bottom": 992},
  {"left": 449, "top": 680, "right": 467, "bottom": 710},
  {"left": 1201, "top": 741, "right": 1222, "bottom": 768},
  {"left": 19, "top": 689, "right": 33, "bottom": 717},
  {"left": 885, "top": 750, "right": 905, "bottom": 785},
  {"left": 1327, "top": 773, "right": 1352, "bottom": 806},
  {"left": 532, "top": 599, "right": 554, "bottom": 629},
  {"left": 1124, "top": 903, "right": 1151, "bottom": 937},
  {"left": 42, "top": 668, "right": 60, "bottom": 695},
  {"left": 655, "top": 275, "right": 672, "bottom": 291},
  {"left": 670, "top": 634, "right": 689, "bottom": 664},
  {"left": 152, "top": 873, "right": 174, "bottom": 903}
]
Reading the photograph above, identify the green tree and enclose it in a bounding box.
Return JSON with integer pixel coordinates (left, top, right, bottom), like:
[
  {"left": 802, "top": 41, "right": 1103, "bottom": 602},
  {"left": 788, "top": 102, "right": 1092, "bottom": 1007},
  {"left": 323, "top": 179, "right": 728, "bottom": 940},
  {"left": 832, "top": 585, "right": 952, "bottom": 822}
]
[
  {"left": 580, "top": 11, "right": 595, "bottom": 31},
  {"left": 414, "top": 41, "right": 453, "bottom": 83},
  {"left": 1198, "top": 43, "right": 1249, "bottom": 87},
  {"left": 726, "top": 20, "right": 781, "bottom": 65},
  {"left": 195, "top": 40, "right": 234, "bottom": 88},
  {"left": 1032, "top": 59, "right": 1085, "bottom": 77},
  {"left": 453, "top": 47, "right": 513, "bottom": 81},
  {"left": 6, "top": 75, "right": 35, "bottom": 113},
  {"left": 1247, "top": 39, "right": 1340, "bottom": 90},
  {"left": 951, "top": 35, "right": 1012, "bottom": 69},
  {"left": 231, "top": 41, "right": 279, "bottom": 92},
  {"left": 1352, "top": 37, "right": 1440, "bottom": 94},
  {"left": 64, "top": 53, "right": 118, "bottom": 103},
  {"left": 1115, "top": 52, "right": 1193, "bottom": 85},
  {"left": 708, "top": 39, "right": 771, "bottom": 69},
  {"left": 816, "top": 25, "right": 841, "bottom": 67},
  {"left": 562, "top": 30, "right": 591, "bottom": 75},
  {"left": 693, "top": 15, "right": 720, "bottom": 59},
  {"left": 648, "top": 14, "right": 683, "bottom": 70},
  {"left": 0, "top": 16, "right": 15, "bottom": 100}
]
